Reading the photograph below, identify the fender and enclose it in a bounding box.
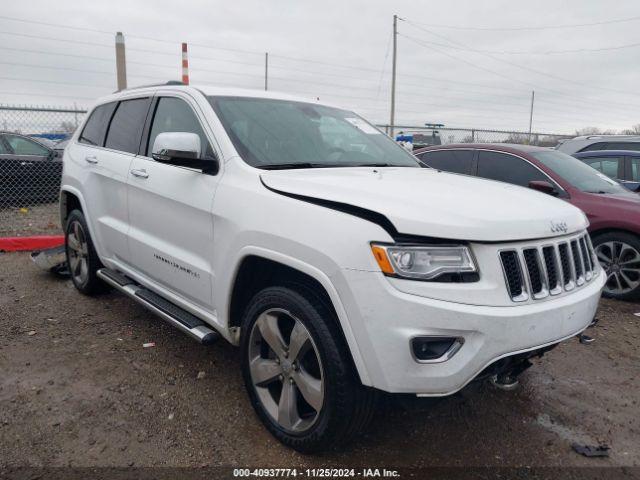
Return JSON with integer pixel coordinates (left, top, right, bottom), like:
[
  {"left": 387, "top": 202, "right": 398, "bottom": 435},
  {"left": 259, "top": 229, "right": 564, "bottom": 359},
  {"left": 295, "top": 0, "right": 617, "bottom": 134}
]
[{"left": 226, "top": 245, "right": 372, "bottom": 387}]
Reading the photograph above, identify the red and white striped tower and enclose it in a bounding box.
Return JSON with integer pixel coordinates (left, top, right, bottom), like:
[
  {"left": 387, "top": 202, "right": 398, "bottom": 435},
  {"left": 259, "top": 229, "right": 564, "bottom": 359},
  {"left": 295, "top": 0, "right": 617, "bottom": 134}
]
[{"left": 181, "top": 42, "right": 190, "bottom": 85}]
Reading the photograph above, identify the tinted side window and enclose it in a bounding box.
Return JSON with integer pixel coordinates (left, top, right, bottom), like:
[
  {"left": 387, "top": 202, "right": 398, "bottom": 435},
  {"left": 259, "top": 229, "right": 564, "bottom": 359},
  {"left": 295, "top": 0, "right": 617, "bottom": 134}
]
[
  {"left": 105, "top": 98, "right": 151, "bottom": 154},
  {"left": 631, "top": 158, "right": 640, "bottom": 181},
  {"left": 581, "top": 156, "right": 621, "bottom": 178},
  {"left": 477, "top": 151, "right": 548, "bottom": 187},
  {"left": 5, "top": 135, "right": 49, "bottom": 156},
  {"left": 147, "top": 97, "right": 212, "bottom": 159},
  {"left": 579, "top": 142, "right": 607, "bottom": 152},
  {"left": 0, "top": 138, "right": 9, "bottom": 154},
  {"left": 79, "top": 102, "right": 117, "bottom": 146},
  {"left": 418, "top": 150, "right": 474, "bottom": 175},
  {"left": 608, "top": 142, "right": 640, "bottom": 151}
]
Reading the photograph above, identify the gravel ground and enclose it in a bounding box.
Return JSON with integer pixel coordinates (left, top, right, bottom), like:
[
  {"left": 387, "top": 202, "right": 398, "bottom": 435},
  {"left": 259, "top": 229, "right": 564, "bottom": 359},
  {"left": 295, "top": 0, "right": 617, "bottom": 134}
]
[
  {"left": 0, "top": 203, "right": 60, "bottom": 237},
  {"left": 0, "top": 252, "right": 638, "bottom": 470}
]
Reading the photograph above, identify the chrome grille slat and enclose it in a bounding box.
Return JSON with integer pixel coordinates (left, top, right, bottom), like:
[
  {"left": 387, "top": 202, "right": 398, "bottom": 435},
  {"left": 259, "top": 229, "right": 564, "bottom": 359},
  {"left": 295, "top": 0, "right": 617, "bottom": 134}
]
[{"left": 499, "top": 233, "right": 598, "bottom": 302}]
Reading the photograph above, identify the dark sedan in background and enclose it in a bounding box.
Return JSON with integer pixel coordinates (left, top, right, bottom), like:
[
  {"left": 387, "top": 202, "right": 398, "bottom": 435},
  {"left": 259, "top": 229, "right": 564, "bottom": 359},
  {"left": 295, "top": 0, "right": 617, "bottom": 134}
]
[
  {"left": 573, "top": 150, "right": 640, "bottom": 192},
  {"left": 0, "top": 132, "right": 63, "bottom": 205},
  {"left": 415, "top": 143, "right": 640, "bottom": 301}
]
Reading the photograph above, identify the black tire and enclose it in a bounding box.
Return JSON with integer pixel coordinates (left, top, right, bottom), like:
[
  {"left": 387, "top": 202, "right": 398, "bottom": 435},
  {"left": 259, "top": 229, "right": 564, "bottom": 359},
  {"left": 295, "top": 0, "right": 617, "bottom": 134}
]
[
  {"left": 240, "top": 285, "right": 377, "bottom": 453},
  {"left": 592, "top": 231, "right": 640, "bottom": 301},
  {"left": 64, "top": 209, "right": 106, "bottom": 295}
]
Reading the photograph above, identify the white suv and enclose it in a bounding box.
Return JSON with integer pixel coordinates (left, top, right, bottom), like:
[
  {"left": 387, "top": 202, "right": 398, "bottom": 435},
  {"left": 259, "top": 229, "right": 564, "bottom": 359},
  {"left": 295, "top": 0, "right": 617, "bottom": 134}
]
[{"left": 60, "top": 83, "right": 605, "bottom": 452}]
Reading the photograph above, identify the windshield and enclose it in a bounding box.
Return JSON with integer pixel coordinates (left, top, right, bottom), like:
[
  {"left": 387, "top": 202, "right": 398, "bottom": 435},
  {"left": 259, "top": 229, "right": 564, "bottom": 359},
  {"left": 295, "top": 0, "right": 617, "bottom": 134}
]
[
  {"left": 531, "top": 150, "right": 629, "bottom": 195},
  {"left": 208, "top": 96, "right": 420, "bottom": 169}
]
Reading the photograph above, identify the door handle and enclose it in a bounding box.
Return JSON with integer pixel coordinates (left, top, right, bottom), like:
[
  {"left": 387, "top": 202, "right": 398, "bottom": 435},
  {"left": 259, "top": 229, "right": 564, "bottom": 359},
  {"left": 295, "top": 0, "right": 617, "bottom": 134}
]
[
  {"left": 85, "top": 155, "right": 98, "bottom": 164},
  {"left": 130, "top": 168, "right": 149, "bottom": 179}
]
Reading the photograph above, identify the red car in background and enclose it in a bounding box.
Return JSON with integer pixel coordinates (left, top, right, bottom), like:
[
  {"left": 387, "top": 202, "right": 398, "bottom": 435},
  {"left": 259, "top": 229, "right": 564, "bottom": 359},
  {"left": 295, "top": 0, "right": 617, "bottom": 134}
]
[{"left": 415, "top": 144, "right": 640, "bottom": 301}]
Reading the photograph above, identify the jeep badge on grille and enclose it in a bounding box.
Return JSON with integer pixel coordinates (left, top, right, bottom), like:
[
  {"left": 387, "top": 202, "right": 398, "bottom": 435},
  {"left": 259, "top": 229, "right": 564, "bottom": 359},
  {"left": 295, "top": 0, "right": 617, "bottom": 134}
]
[{"left": 550, "top": 220, "right": 568, "bottom": 234}]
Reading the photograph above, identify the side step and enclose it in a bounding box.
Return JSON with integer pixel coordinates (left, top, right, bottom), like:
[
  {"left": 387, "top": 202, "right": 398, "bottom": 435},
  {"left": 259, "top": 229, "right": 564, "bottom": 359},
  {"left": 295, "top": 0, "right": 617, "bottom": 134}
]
[{"left": 97, "top": 268, "right": 219, "bottom": 345}]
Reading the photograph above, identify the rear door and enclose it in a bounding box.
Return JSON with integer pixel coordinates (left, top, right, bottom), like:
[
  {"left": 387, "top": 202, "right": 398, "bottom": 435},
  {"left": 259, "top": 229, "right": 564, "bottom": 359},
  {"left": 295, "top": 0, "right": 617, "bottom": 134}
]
[
  {"left": 476, "top": 150, "right": 554, "bottom": 188},
  {"left": 127, "top": 93, "right": 220, "bottom": 309},
  {"left": 0, "top": 134, "right": 54, "bottom": 204},
  {"left": 415, "top": 149, "right": 476, "bottom": 175},
  {"left": 73, "top": 97, "right": 151, "bottom": 264}
]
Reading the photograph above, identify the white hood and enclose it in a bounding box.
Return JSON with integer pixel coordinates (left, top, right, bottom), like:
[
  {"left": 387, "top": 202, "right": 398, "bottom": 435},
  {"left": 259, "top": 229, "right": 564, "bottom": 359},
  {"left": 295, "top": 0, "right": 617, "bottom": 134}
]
[{"left": 261, "top": 167, "right": 588, "bottom": 242}]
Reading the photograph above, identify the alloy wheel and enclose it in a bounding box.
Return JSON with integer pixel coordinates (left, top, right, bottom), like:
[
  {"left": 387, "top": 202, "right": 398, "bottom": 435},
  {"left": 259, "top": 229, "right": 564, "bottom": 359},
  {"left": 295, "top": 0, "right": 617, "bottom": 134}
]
[
  {"left": 248, "top": 308, "right": 324, "bottom": 433},
  {"left": 67, "top": 220, "right": 89, "bottom": 286},
  {"left": 595, "top": 240, "right": 640, "bottom": 295}
]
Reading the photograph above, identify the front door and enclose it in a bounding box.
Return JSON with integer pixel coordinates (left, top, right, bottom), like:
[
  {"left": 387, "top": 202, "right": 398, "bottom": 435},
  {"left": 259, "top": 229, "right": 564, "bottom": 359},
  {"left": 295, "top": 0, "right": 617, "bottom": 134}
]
[{"left": 127, "top": 94, "right": 220, "bottom": 310}]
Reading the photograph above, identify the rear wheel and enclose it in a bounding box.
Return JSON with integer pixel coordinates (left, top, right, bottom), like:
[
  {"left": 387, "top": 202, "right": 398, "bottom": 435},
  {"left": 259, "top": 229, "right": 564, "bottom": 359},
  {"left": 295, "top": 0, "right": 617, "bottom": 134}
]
[
  {"left": 240, "top": 285, "right": 377, "bottom": 453},
  {"left": 592, "top": 231, "right": 640, "bottom": 301},
  {"left": 65, "top": 209, "right": 106, "bottom": 295}
]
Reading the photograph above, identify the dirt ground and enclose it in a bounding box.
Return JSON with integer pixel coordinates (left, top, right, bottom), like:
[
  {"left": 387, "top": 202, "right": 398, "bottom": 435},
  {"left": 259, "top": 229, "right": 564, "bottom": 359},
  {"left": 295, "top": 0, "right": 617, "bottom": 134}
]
[
  {"left": 0, "top": 252, "right": 638, "bottom": 472},
  {"left": 0, "top": 203, "right": 60, "bottom": 237}
]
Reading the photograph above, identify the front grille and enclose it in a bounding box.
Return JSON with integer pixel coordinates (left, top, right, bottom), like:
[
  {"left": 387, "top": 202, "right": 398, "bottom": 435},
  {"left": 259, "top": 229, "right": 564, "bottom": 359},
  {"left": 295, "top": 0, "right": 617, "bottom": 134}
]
[
  {"left": 500, "top": 251, "right": 525, "bottom": 300},
  {"left": 499, "top": 233, "right": 598, "bottom": 302}
]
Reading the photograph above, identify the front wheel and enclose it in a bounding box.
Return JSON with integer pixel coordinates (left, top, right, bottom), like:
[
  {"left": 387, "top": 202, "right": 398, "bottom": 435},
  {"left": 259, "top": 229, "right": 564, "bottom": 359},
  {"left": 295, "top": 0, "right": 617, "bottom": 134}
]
[
  {"left": 592, "top": 231, "right": 640, "bottom": 301},
  {"left": 240, "top": 286, "right": 377, "bottom": 453},
  {"left": 65, "top": 209, "right": 106, "bottom": 295}
]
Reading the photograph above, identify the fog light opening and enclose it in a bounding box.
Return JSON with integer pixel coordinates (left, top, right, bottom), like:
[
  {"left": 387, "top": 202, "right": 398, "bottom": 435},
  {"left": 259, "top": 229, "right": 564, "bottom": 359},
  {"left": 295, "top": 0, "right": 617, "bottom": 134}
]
[{"left": 411, "top": 336, "right": 464, "bottom": 363}]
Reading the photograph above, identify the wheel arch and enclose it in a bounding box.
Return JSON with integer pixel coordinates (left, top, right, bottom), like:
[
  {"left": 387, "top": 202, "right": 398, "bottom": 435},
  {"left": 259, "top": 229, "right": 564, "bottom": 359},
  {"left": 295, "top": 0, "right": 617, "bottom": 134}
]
[
  {"left": 59, "top": 187, "right": 86, "bottom": 228},
  {"left": 226, "top": 249, "right": 371, "bottom": 386},
  {"left": 590, "top": 227, "right": 640, "bottom": 240}
]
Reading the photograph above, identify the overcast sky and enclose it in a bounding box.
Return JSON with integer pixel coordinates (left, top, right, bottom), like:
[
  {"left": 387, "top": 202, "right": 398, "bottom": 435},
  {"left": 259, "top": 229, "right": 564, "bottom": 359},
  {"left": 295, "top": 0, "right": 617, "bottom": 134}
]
[{"left": 1, "top": 0, "right": 640, "bottom": 133}]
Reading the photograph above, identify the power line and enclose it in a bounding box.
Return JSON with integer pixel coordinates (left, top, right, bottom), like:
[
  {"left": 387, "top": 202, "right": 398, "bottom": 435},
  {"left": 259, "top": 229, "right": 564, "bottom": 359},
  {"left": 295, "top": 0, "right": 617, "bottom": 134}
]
[
  {"left": 0, "top": 60, "right": 113, "bottom": 75},
  {"left": 0, "top": 46, "right": 114, "bottom": 62},
  {"left": 0, "top": 90, "right": 95, "bottom": 100},
  {"left": 0, "top": 30, "right": 111, "bottom": 48},
  {"left": 0, "top": 75, "right": 112, "bottom": 89},
  {"left": 402, "top": 21, "right": 640, "bottom": 97},
  {"left": 402, "top": 36, "right": 640, "bottom": 56},
  {"left": 407, "top": 14, "right": 640, "bottom": 31}
]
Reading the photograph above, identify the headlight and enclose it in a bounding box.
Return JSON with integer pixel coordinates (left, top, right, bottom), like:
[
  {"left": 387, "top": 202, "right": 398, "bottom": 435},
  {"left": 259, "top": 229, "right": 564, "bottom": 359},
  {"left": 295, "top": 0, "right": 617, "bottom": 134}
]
[{"left": 370, "top": 243, "right": 477, "bottom": 281}]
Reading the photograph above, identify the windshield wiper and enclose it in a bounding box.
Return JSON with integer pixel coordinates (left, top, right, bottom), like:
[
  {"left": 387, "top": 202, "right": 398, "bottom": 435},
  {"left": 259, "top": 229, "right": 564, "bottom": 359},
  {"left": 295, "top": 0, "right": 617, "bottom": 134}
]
[{"left": 585, "top": 190, "right": 608, "bottom": 194}]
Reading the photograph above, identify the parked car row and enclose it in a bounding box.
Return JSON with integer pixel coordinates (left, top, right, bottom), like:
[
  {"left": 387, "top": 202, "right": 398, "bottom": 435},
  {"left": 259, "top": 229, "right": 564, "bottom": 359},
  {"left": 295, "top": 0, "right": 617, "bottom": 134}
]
[{"left": 415, "top": 144, "right": 640, "bottom": 300}]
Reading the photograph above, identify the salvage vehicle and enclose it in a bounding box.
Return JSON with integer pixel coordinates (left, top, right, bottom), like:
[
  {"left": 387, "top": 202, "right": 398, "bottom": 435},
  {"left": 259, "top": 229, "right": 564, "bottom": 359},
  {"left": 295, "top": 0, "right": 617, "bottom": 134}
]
[
  {"left": 416, "top": 144, "right": 640, "bottom": 300},
  {"left": 60, "top": 83, "right": 605, "bottom": 452},
  {"left": 0, "top": 131, "right": 62, "bottom": 205}
]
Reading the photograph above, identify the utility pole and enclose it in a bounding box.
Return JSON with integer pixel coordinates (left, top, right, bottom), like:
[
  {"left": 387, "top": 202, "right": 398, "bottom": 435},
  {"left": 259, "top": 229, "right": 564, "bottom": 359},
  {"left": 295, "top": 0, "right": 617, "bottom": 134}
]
[
  {"left": 264, "top": 52, "right": 269, "bottom": 91},
  {"left": 389, "top": 14, "right": 398, "bottom": 138},
  {"left": 115, "top": 32, "right": 127, "bottom": 91},
  {"left": 528, "top": 90, "right": 535, "bottom": 144}
]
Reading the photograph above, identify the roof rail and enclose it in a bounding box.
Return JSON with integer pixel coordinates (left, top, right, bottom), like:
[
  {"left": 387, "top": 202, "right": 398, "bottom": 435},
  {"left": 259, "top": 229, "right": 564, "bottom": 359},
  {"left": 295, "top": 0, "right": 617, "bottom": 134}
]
[{"left": 113, "top": 80, "right": 185, "bottom": 93}]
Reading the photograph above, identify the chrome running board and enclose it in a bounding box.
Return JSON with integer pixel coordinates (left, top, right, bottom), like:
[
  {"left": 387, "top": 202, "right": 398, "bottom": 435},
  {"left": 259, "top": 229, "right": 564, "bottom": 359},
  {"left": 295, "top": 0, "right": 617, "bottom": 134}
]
[{"left": 97, "top": 268, "right": 219, "bottom": 345}]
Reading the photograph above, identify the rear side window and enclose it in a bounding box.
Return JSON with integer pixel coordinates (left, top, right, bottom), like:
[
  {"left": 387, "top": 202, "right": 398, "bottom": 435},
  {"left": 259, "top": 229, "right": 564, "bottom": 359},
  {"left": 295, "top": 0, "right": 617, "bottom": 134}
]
[
  {"left": 79, "top": 102, "right": 117, "bottom": 146},
  {"left": 105, "top": 98, "right": 151, "bottom": 154},
  {"left": 417, "top": 150, "right": 474, "bottom": 175},
  {"left": 608, "top": 142, "right": 640, "bottom": 151},
  {"left": 0, "top": 138, "right": 9, "bottom": 154},
  {"left": 580, "top": 156, "right": 622, "bottom": 179},
  {"left": 631, "top": 158, "right": 640, "bottom": 181},
  {"left": 476, "top": 151, "right": 548, "bottom": 187}
]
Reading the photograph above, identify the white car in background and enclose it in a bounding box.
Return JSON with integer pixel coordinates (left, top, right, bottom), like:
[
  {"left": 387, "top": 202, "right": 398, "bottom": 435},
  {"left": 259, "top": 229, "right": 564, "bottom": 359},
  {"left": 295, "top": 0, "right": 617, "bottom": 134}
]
[
  {"left": 59, "top": 83, "right": 605, "bottom": 452},
  {"left": 557, "top": 135, "right": 640, "bottom": 154}
]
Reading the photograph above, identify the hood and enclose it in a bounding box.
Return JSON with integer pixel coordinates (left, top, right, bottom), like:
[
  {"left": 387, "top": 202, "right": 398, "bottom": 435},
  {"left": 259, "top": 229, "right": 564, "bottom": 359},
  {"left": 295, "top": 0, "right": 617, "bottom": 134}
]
[{"left": 261, "top": 167, "right": 588, "bottom": 242}]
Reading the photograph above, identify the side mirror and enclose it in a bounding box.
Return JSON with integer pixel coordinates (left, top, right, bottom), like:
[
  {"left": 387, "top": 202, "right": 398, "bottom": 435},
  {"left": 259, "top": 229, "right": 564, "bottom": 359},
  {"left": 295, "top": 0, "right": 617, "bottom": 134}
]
[
  {"left": 528, "top": 180, "right": 558, "bottom": 196},
  {"left": 152, "top": 132, "right": 218, "bottom": 175}
]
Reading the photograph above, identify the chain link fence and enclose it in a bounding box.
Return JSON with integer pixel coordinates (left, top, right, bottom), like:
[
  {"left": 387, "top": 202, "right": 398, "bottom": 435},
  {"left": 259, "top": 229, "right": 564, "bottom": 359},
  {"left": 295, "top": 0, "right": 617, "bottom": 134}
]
[
  {"left": 0, "top": 105, "right": 87, "bottom": 238},
  {"left": 376, "top": 125, "right": 572, "bottom": 148},
  {"left": 1, "top": 105, "right": 574, "bottom": 238}
]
